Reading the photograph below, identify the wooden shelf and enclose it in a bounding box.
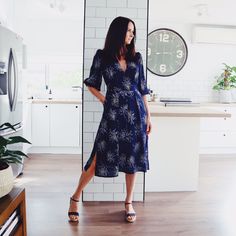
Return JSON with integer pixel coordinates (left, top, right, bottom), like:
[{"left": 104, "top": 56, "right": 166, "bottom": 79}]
[{"left": 0, "top": 187, "right": 27, "bottom": 236}]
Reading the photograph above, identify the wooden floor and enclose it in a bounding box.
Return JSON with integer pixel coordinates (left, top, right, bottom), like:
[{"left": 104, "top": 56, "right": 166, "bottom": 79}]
[{"left": 14, "top": 154, "right": 236, "bottom": 236}]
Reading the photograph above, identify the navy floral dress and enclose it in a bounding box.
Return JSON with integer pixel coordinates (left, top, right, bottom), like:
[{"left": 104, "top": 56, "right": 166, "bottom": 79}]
[{"left": 83, "top": 49, "right": 150, "bottom": 177}]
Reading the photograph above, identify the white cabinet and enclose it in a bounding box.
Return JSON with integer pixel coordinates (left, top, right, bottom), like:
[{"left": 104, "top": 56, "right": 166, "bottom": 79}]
[
  {"left": 200, "top": 106, "right": 236, "bottom": 153},
  {"left": 50, "top": 104, "right": 80, "bottom": 147},
  {"left": 31, "top": 103, "right": 81, "bottom": 150},
  {"left": 32, "top": 103, "right": 50, "bottom": 146}
]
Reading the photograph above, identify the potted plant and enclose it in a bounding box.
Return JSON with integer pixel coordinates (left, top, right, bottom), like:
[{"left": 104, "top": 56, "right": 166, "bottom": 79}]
[
  {"left": 0, "top": 122, "right": 31, "bottom": 198},
  {"left": 212, "top": 63, "right": 236, "bottom": 103}
]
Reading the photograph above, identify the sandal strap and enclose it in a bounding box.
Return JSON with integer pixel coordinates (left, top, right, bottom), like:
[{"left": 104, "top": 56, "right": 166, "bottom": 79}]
[
  {"left": 126, "top": 212, "right": 136, "bottom": 216},
  {"left": 125, "top": 202, "right": 132, "bottom": 205},
  {"left": 71, "top": 197, "right": 79, "bottom": 202},
  {"left": 68, "top": 212, "right": 79, "bottom": 216}
]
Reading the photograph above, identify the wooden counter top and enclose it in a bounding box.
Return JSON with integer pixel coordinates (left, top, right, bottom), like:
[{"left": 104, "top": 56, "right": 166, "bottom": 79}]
[
  {"left": 149, "top": 103, "right": 231, "bottom": 118},
  {"left": 29, "top": 99, "right": 82, "bottom": 104}
]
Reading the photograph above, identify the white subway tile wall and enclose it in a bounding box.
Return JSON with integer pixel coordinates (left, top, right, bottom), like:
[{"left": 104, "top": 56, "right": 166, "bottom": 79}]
[{"left": 82, "top": 0, "right": 148, "bottom": 201}]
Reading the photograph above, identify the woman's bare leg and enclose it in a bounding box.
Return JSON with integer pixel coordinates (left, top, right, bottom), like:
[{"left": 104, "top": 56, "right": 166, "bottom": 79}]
[
  {"left": 125, "top": 173, "right": 137, "bottom": 221},
  {"left": 68, "top": 155, "right": 97, "bottom": 221}
]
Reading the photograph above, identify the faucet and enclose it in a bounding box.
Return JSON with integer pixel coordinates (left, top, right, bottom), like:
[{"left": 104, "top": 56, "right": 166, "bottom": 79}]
[{"left": 72, "top": 85, "right": 83, "bottom": 93}]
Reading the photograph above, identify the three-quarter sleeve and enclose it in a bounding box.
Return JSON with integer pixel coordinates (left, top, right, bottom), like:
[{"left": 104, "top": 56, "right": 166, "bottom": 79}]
[
  {"left": 137, "top": 53, "right": 150, "bottom": 96},
  {"left": 83, "top": 49, "right": 103, "bottom": 91}
]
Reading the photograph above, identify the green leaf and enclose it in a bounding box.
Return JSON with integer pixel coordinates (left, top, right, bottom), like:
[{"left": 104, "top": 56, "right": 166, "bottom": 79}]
[
  {"left": 6, "top": 150, "right": 28, "bottom": 158},
  {"left": 213, "top": 85, "right": 220, "bottom": 90},
  {"left": 1, "top": 157, "right": 23, "bottom": 164},
  {"left": 0, "top": 123, "right": 16, "bottom": 131},
  {"left": 1, "top": 155, "right": 23, "bottom": 161},
  {"left": 5, "top": 150, "right": 25, "bottom": 159},
  {"left": 8, "top": 136, "right": 31, "bottom": 145},
  {"left": 0, "top": 136, "right": 8, "bottom": 147}
]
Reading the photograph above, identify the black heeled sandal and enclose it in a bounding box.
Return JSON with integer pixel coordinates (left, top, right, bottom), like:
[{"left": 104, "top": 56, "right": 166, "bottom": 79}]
[
  {"left": 124, "top": 202, "right": 136, "bottom": 223},
  {"left": 68, "top": 197, "right": 80, "bottom": 222}
]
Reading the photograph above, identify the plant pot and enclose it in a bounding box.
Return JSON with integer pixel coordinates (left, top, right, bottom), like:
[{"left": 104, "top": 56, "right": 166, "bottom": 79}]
[
  {"left": 231, "top": 88, "right": 236, "bottom": 102},
  {"left": 0, "top": 164, "right": 14, "bottom": 198},
  {"left": 219, "top": 90, "right": 232, "bottom": 103}
]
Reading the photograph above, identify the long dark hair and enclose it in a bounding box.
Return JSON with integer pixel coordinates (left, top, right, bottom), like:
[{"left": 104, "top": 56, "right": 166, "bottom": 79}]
[{"left": 103, "top": 16, "right": 136, "bottom": 62}]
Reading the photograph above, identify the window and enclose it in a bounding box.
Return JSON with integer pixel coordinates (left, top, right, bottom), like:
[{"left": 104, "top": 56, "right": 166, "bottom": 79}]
[{"left": 27, "top": 60, "right": 83, "bottom": 99}]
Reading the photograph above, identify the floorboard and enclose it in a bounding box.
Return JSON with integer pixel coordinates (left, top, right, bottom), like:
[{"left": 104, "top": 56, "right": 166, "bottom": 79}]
[{"left": 15, "top": 154, "right": 236, "bottom": 236}]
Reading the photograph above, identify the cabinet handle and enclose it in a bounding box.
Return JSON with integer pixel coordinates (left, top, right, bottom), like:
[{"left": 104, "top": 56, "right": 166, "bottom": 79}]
[
  {"left": 224, "top": 109, "right": 227, "bottom": 112},
  {"left": 76, "top": 106, "right": 78, "bottom": 108},
  {"left": 224, "top": 117, "right": 226, "bottom": 120},
  {"left": 223, "top": 134, "right": 226, "bottom": 136},
  {"left": 45, "top": 105, "right": 48, "bottom": 108}
]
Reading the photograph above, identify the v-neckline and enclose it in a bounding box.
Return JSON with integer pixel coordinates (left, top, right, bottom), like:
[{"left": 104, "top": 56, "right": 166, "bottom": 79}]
[{"left": 117, "top": 59, "right": 128, "bottom": 73}]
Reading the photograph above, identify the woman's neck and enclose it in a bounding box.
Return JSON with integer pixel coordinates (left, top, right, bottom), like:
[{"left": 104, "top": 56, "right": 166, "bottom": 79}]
[
  {"left": 119, "top": 47, "right": 127, "bottom": 59},
  {"left": 116, "top": 54, "right": 125, "bottom": 61}
]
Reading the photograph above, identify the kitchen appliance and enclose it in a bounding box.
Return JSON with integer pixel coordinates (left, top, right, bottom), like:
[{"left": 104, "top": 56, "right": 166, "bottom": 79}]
[{"left": 0, "top": 25, "right": 24, "bottom": 177}]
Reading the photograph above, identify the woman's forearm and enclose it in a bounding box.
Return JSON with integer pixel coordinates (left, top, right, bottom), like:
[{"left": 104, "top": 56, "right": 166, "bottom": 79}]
[
  {"left": 87, "top": 86, "right": 106, "bottom": 104},
  {"left": 142, "top": 95, "right": 151, "bottom": 119}
]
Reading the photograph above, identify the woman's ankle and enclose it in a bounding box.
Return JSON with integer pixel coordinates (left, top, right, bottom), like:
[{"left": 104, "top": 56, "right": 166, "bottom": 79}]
[
  {"left": 125, "top": 198, "right": 133, "bottom": 203},
  {"left": 71, "top": 194, "right": 80, "bottom": 201}
]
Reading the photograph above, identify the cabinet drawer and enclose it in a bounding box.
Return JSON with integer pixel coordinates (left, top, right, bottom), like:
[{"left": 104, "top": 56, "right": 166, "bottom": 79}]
[
  {"left": 200, "top": 131, "right": 236, "bottom": 147},
  {"left": 201, "top": 117, "right": 230, "bottom": 131},
  {"left": 201, "top": 106, "right": 236, "bottom": 131}
]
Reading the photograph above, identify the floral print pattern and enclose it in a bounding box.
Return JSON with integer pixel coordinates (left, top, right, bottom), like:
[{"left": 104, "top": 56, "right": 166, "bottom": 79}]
[{"left": 83, "top": 49, "right": 150, "bottom": 177}]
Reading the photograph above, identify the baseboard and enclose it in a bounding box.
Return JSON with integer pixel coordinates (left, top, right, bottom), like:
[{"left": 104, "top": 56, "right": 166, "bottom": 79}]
[{"left": 28, "top": 146, "right": 81, "bottom": 154}]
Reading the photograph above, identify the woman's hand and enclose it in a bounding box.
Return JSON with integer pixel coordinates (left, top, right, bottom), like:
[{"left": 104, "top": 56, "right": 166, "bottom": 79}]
[
  {"left": 87, "top": 86, "right": 106, "bottom": 104},
  {"left": 99, "top": 96, "right": 106, "bottom": 104},
  {"left": 146, "top": 117, "right": 152, "bottom": 135},
  {"left": 142, "top": 95, "right": 151, "bottom": 135}
]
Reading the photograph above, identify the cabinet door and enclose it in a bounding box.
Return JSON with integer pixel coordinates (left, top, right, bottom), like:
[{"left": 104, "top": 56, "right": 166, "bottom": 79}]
[
  {"left": 201, "top": 107, "right": 236, "bottom": 131},
  {"left": 31, "top": 104, "right": 50, "bottom": 146},
  {"left": 50, "top": 104, "right": 80, "bottom": 147},
  {"left": 200, "top": 106, "right": 236, "bottom": 149},
  {"left": 200, "top": 131, "right": 236, "bottom": 147}
]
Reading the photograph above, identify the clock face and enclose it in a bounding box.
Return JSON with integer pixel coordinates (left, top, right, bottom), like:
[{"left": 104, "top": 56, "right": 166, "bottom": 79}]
[{"left": 147, "top": 28, "right": 188, "bottom": 76}]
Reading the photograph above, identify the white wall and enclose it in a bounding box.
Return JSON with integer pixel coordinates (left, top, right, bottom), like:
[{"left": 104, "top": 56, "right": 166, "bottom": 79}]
[
  {"left": 10, "top": 0, "right": 84, "bottom": 98},
  {"left": 13, "top": 0, "right": 84, "bottom": 56},
  {"left": 0, "top": 0, "right": 14, "bottom": 28},
  {"left": 148, "top": 0, "right": 236, "bottom": 102}
]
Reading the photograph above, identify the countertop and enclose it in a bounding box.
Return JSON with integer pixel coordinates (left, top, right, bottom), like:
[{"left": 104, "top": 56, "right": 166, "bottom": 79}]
[
  {"left": 28, "top": 99, "right": 233, "bottom": 116},
  {"left": 148, "top": 102, "right": 231, "bottom": 118},
  {"left": 149, "top": 101, "right": 236, "bottom": 106},
  {"left": 29, "top": 99, "right": 82, "bottom": 104}
]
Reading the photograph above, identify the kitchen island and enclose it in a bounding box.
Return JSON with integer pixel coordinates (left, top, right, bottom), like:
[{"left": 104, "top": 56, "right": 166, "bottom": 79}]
[{"left": 146, "top": 103, "right": 231, "bottom": 192}]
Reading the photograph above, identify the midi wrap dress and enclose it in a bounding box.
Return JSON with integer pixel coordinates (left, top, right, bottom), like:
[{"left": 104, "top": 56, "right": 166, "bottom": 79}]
[{"left": 83, "top": 49, "right": 150, "bottom": 177}]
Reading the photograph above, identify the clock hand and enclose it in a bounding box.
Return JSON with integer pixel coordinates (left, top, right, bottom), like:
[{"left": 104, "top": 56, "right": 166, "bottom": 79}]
[{"left": 156, "top": 52, "right": 172, "bottom": 55}]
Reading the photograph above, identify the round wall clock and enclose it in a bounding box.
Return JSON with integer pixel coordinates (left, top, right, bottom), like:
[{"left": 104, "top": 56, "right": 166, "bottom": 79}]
[{"left": 147, "top": 28, "right": 188, "bottom": 77}]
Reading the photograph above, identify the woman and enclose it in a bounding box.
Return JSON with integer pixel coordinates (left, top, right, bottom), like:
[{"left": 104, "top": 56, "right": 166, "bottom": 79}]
[{"left": 68, "top": 16, "right": 151, "bottom": 223}]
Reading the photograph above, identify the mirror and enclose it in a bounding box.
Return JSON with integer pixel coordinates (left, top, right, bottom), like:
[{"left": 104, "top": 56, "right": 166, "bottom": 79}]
[{"left": 82, "top": 0, "right": 149, "bottom": 201}]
